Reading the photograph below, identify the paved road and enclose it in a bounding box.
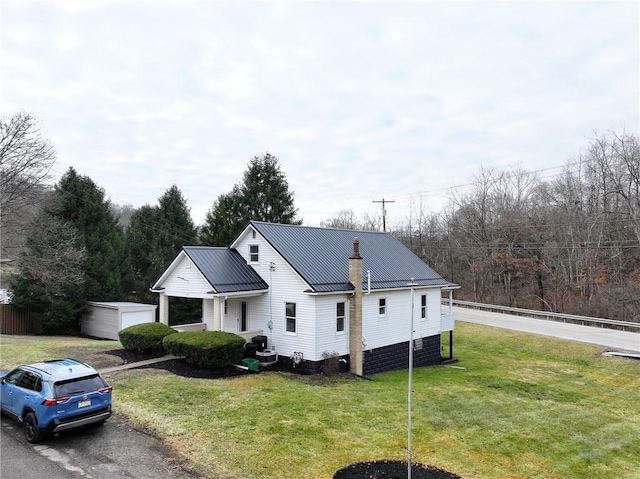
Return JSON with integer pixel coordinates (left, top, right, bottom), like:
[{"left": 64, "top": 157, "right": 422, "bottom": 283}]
[
  {"left": 1, "top": 413, "right": 200, "bottom": 479},
  {"left": 453, "top": 306, "right": 640, "bottom": 352}
]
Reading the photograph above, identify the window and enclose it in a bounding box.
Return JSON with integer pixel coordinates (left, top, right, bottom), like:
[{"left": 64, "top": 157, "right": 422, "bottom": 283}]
[
  {"left": 249, "top": 245, "right": 259, "bottom": 263},
  {"left": 18, "top": 371, "right": 42, "bottom": 392},
  {"left": 379, "top": 298, "right": 387, "bottom": 316},
  {"left": 421, "top": 294, "right": 427, "bottom": 320},
  {"left": 336, "top": 302, "right": 345, "bottom": 333},
  {"left": 3, "top": 369, "right": 24, "bottom": 385},
  {"left": 54, "top": 375, "right": 107, "bottom": 397},
  {"left": 285, "top": 302, "right": 296, "bottom": 333}
]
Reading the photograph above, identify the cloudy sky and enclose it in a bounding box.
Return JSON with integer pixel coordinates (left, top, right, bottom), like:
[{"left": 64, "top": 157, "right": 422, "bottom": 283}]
[{"left": 2, "top": 1, "right": 638, "bottom": 227}]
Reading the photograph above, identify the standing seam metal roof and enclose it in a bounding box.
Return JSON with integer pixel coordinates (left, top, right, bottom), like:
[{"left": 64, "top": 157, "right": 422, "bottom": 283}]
[
  {"left": 250, "top": 221, "right": 450, "bottom": 293},
  {"left": 182, "top": 247, "right": 268, "bottom": 294}
]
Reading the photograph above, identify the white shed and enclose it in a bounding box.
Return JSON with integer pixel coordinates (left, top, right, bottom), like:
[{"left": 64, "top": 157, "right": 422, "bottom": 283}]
[{"left": 82, "top": 302, "right": 157, "bottom": 340}]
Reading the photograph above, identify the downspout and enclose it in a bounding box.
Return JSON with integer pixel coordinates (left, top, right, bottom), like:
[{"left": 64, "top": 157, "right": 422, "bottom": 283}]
[{"left": 221, "top": 296, "right": 228, "bottom": 331}]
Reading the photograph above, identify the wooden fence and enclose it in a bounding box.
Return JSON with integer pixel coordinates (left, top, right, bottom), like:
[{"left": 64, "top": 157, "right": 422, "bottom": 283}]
[{"left": 0, "top": 305, "right": 32, "bottom": 334}]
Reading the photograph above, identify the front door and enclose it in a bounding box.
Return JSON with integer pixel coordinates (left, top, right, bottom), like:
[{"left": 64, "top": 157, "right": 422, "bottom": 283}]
[{"left": 240, "top": 301, "right": 248, "bottom": 332}]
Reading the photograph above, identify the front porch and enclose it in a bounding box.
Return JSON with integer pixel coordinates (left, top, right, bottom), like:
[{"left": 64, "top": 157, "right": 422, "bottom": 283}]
[{"left": 158, "top": 292, "right": 267, "bottom": 344}]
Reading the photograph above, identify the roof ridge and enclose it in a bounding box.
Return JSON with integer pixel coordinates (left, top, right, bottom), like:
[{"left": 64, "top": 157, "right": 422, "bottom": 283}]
[{"left": 251, "top": 220, "right": 390, "bottom": 235}]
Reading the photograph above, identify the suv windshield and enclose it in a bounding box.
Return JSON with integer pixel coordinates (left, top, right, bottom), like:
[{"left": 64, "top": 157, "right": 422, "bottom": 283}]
[{"left": 54, "top": 375, "right": 106, "bottom": 396}]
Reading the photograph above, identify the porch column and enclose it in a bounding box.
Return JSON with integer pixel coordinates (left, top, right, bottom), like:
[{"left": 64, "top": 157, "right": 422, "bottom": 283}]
[
  {"left": 159, "top": 293, "right": 169, "bottom": 325},
  {"left": 448, "top": 290, "right": 453, "bottom": 314},
  {"left": 202, "top": 298, "right": 215, "bottom": 330},
  {"left": 213, "top": 297, "right": 222, "bottom": 331}
]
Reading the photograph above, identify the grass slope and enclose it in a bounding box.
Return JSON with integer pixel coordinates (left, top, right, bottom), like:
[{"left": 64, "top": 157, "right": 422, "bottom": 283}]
[{"left": 1, "top": 324, "right": 638, "bottom": 479}]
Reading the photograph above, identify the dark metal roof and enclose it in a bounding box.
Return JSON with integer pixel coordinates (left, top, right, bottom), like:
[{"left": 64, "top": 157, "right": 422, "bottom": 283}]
[
  {"left": 182, "top": 247, "right": 268, "bottom": 294},
  {"left": 250, "top": 221, "right": 450, "bottom": 293}
]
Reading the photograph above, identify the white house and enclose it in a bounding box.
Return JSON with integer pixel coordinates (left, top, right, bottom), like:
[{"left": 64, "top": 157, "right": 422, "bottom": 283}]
[{"left": 151, "top": 221, "right": 458, "bottom": 375}]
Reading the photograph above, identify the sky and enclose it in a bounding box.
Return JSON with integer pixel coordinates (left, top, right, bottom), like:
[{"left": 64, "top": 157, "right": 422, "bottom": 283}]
[{"left": 2, "top": 1, "right": 638, "bottom": 228}]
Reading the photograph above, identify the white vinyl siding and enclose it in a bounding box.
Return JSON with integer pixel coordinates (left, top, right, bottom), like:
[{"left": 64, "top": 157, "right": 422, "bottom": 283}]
[
  {"left": 82, "top": 302, "right": 156, "bottom": 340},
  {"left": 315, "top": 295, "right": 350, "bottom": 357},
  {"left": 362, "top": 289, "right": 441, "bottom": 351},
  {"left": 160, "top": 255, "right": 212, "bottom": 298},
  {"left": 233, "top": 228, "right": 317, "bottom": 358}
]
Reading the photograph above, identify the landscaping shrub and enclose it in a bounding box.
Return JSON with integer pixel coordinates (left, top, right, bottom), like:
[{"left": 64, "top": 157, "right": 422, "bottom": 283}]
[
  {"left": 119, "top": 322, "right": 176, "bottom": 354},
  {"left": 162, "top": 331, "right": 245, "bottom": 368}
]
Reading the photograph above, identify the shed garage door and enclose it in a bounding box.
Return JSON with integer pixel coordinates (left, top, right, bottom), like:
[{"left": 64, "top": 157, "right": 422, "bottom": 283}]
[{"left": 122, "top": 311, "right": 153, "bottom": 329}]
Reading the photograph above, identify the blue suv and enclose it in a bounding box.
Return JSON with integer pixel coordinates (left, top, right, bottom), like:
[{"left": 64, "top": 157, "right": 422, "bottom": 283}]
[{"left": 0, "top": 358, "right": 112, "bottom": 443}]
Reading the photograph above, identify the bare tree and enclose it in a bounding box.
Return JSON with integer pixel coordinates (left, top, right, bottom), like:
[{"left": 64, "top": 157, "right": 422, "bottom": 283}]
[
  {"left": 15, "top": 208, "right": 86, "bottom": 288},
  {"left": 320, "top": 209, "right": 360, "bottom": 229},
  {"left": 0, "top": 112, "right": 56, "bottom": 258}
]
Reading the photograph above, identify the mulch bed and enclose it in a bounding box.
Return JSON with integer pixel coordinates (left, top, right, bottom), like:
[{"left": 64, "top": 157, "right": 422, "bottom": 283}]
[
  {"left": 334, "top": 460, "right": 462, "bottom": 479},
  {"left": 104, "top": 349, "right": 252, "bottom": 379}
]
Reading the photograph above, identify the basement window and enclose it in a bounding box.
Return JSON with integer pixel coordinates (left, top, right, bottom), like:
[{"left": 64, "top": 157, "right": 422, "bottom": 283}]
[
  {"left": 336, "top": 302, "right": 345, "bottom": 333},
  {"left": 249, "top": 244, "right": 259, "bottom": 263}
]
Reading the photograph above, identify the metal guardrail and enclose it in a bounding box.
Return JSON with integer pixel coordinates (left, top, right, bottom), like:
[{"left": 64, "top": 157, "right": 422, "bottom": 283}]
[{"left": 444, "top": 299, "right": 640, "bottom": 333}]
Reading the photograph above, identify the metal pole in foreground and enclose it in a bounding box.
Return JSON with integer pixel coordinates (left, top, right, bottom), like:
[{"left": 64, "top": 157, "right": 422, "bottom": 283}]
[{"left": 407, "top": 278, "right": 417, "bottom": 479}]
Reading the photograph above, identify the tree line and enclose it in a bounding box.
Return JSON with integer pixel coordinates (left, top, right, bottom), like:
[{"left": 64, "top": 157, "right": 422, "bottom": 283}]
[
  {"left": 392, "top": 131, "right": 640, "bottom": 322},
  {"left": 1, "top": 113, "right": 299, "bottom": 331},
  {"left": 2, "top": 111, "right": 638, "bottom": 332}
]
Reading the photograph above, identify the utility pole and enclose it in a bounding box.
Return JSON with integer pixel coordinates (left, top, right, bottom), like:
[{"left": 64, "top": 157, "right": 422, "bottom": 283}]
[{"left": 372, "top": 198, "right": 395, "bottom": 232}]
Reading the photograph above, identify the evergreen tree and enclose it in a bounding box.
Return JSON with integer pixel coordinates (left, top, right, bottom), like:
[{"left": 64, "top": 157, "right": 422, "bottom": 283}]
[
  {"left": 241, "top": 152, "right": 299, "bottom": 224},
  {"left": 155, "top": 184, "right": 198, "bottom": 263},
  {"left": 199, "top": 185, "right": 243, "bottom": 246},
  {"left": 8, "top": 207, "right": 87, "bottom": 333},
  {"left": 56, "top": 167, "right": 129, "bottom": 301},
  {"left": 125, "top": 185, "right": 198, "bottom": 321},
  {"left": 155, "top": 185, "right": 199, "bottom": 324},
  {"left": 200, "top": 152, "right": 300, "bottom": 246},
  {"left": 127, "top": 204, "right": 161, "bottom": 303}
]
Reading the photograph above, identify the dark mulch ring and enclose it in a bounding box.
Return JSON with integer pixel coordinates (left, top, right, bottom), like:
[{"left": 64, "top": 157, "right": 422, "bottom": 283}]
[{"left": 334, "top": 460, "right": 463, "bottom": 479}]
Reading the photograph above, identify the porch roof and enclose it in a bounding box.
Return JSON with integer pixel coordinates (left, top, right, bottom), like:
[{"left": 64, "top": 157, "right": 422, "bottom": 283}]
[{"left": 183, "top": 246, "right": 268, "bottom": 294}]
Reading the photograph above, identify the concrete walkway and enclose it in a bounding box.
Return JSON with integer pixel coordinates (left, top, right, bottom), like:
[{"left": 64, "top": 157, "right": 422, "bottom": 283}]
[
  {"left": 99, "top": 355, "right": 178, "bottom": 374},
  {"left": 453, "top": 306, "right": 640, "bottom": 353}
]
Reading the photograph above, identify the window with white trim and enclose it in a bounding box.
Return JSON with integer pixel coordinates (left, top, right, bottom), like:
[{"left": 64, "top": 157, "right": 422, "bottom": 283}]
[
  {"left": 378, "top": 298, "right": 387, "bottom": 317},
  {"left": 421, "top": 294, "right": 427, "bottom": 320},
  {"left": 336, "top": 302, "right": 345, "bottom": 333},
  {"left": 285, "top": 302, "right": 296, "bottom": 333},
  {"left": 249, "top": 244, "right": 259, "bottom": 263}
]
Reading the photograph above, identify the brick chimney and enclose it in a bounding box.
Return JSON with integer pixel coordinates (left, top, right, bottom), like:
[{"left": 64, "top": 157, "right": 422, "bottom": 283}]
[{"left": 349, "top": 238, "right": 363, "bottom": 375}]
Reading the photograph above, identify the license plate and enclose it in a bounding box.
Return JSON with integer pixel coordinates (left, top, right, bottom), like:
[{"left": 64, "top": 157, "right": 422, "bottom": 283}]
[{"left": 78, "top": 399, "right": 91, "bottom": 408}]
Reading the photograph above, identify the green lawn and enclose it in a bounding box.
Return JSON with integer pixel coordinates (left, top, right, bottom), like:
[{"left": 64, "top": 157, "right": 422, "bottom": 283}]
[{"left": 1, "top": 324, "right": 638, "bottom": 479}]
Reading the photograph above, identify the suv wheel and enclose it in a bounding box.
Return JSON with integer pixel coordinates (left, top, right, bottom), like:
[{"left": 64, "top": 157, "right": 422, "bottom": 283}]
[{"left": 24, "top": 412, "right": 44, "bottom": 443}]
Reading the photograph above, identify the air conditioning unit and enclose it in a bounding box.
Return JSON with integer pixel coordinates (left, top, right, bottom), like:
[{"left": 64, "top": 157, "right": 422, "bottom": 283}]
[{"left": 255, "top": 349, "right": 278, "bottom": 366}]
